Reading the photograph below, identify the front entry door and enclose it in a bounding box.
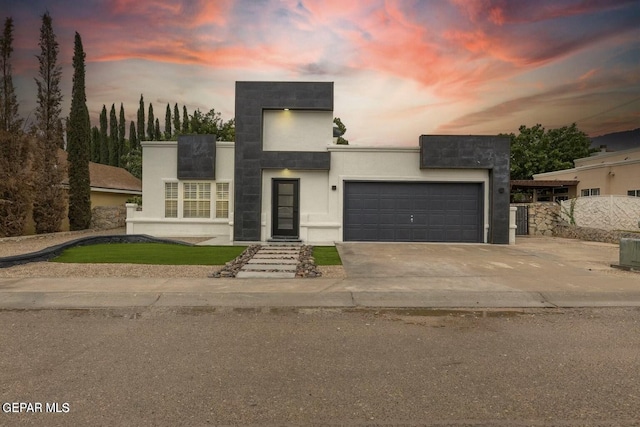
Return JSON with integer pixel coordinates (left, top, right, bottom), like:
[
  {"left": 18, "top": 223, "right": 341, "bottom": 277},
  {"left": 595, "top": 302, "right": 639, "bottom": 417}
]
[{"left": 272, "top": 179, "right": 299, "bottom": 238}]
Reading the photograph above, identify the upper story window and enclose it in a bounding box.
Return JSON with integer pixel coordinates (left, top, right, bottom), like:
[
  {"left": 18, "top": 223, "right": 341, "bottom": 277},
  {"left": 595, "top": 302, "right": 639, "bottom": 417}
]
[
  {"left": 580, "top": 188, "right": 600, "bottom": 197},
  {"left": 628, "top": 190, "right": 640, "bottom": 197},
  {"left": 183, "top": 183, "right": 211, "bottom": 218}
]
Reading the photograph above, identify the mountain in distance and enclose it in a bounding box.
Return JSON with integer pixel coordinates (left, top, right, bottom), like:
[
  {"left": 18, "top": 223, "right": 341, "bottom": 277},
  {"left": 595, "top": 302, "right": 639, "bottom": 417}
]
[{"left": 590, "top": 128, "right": 640, "bottom": 151}]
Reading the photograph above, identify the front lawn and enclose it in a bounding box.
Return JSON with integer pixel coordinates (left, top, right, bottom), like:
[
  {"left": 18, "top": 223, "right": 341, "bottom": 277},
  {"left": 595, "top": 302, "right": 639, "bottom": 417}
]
[
  {"left": 52, "top": 243, "right": 246, "bottom": 265},
  {"left": 312, "top": 246, "right": 342, "bottom": 265}
]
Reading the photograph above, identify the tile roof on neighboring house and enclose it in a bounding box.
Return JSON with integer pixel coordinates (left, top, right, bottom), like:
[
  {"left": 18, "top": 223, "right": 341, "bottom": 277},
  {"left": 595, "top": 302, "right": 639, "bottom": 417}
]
[{"left": 58, "top": 149, "right": 141, "bottom": 193}]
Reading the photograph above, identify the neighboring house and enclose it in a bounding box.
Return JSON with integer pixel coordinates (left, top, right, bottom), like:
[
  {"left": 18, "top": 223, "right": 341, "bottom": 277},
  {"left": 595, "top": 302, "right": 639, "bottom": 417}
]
[
  {"left": 23, "top": 150, "right": 142, "bottom": 234},
  {"left": 533, "top": 147, "right": 640, "bottom": 198},
  {"left": 127, "top": 81, "right": 511, "bottom": 244}
]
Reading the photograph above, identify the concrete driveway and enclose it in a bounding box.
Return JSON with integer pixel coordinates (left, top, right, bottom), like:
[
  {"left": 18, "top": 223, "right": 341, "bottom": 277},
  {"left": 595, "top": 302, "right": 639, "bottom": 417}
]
[{"left": 335, "top": 237, "right": 639, "bottom": 295}]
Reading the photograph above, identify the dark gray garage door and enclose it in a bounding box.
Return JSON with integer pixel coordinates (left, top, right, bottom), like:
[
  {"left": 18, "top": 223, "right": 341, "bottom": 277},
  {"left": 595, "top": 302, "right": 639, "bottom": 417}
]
[{"left": 344, "top": 182, "right": 483, "bottom": 242}]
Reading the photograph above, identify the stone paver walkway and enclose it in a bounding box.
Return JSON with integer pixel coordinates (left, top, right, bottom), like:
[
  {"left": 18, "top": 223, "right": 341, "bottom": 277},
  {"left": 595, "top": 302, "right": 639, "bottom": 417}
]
[{"left": 236, "top": 245, "right": 301, "bottom": 279}]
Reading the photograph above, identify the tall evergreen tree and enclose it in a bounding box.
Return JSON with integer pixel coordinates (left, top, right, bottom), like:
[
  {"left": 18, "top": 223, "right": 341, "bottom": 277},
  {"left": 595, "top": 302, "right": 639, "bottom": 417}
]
[
  {"left": 32, "top": 11, "right": 65, "bottom": 233},
  {"left": 182, "top": 105, "right": 188, "bottom": 133},
  {"left": 164, "top": 103, "right": 171, "bottom": 139},
  {"left": 0, "top": 17, "right": 29, "bottom": 236},
  {"left": 99, "top": 104, "right": 108, "bottom": 163},
  {"left": 155, "top": 118, "right": 160, "bottom": 140},
  {"left": 137, "top": 94, "right": 145, "bottom": 144},
  {"left": 118, "top": 103, "right": 125, "bottom": 164},
  {"left": 0, "top": 17, "right": 22, "bottom": 133},
  {"left": 90, "top": 125, "right": 100, "bottom": 162},
  {"left": 121, "top": 120, "right": 141, "bottom": 179},
  {"left": 173, "top": 103, "right": 180, "bottom": 137},
  {"left": 109, "top": 103, "right": 117, "bottom": 166},
  {"left": 67, "top": 32, "right": 91, "bottom": 230},
  {"left": 147, "top": 103, "right": 154, "bottom": 140},
  {"left": 0, "top": 131, "right": 31, "bottom": 236},
  {"left": 129, "top": 120, "right": 137, "bottom": 149}
]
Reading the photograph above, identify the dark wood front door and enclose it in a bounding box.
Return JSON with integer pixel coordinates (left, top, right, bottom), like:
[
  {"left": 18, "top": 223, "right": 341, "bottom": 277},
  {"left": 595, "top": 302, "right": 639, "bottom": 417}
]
[{"left": 272, "top": 179, "right": 299, "bottom": 238}]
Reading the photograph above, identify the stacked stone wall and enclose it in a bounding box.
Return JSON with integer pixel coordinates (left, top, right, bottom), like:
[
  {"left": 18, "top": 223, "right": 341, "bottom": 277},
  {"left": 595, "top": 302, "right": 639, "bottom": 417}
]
[
  {"left": 91, "top": 206, "right": 127, "bottom": 230},
  {"left": 511, "top": 202, "right": 560, "bottom": 236},
  {"left": 554, "top": 224, "right": 640, "bottom": 244}
]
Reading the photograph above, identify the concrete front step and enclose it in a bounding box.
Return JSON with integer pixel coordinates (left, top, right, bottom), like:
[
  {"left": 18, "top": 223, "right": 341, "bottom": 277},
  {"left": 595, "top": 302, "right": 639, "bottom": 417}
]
[
  {"left": 235, "top": 271, "right": 296, "bottom": 279},
  {"left": 235, "top": 244, "right": 303, "bottom": 279},
  {"left": 242, "top": 264, "right": 298, "bottom": 271},
  {"left": 246, "top": 259, "right": 298, "bottom": 265}
]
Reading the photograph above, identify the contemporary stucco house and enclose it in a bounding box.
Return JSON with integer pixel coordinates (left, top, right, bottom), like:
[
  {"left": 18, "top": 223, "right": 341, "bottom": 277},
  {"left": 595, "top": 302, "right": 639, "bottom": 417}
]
[{"left": 126, "top": 82, "right": 511, "bottom": 244}]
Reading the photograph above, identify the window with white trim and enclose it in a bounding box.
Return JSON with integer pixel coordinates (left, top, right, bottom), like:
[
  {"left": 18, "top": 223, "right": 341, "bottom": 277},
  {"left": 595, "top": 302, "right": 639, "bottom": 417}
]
[
  {"left": 628, "top": 190, "right": 640, "bottom": 197},
  {"left": 165, "top": 182, "right": 178, "bottom": 218},
  {"left": 183, "top": 183, "right": 211, "bottom": 218},
  {"left": 216, "top": 182, "right": 230, "bottom": 218},
  {"left": 580, "top": 188, "right": 600, "bottom": 197}
]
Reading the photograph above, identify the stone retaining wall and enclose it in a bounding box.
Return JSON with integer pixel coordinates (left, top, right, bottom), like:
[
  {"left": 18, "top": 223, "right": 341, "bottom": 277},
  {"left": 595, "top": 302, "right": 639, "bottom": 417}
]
[
  {"left": 91, "top": 206, "right": 127, "bottom": 230},
  {"left": 554, "top": 224, "right": 640, "bottom": 244},
  {"left": 512, "top": 202, "right": 560, "bottom": 236}
]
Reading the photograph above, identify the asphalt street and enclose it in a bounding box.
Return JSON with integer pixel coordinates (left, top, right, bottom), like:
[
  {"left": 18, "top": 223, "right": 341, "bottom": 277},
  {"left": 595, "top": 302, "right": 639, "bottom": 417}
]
[{"left": 1, "top": 307, "right": 639, "bottom": 426}]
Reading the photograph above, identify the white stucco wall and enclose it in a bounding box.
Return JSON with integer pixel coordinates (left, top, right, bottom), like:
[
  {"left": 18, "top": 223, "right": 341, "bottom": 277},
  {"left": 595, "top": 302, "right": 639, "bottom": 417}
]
[
  {"left": 263, "top": 110, "right": 333, "bottom": 151},
  {"left": 127, "top": 140, "right": 235, "bottom": 237},
  {"left": 261, "top": 169, "right": 334, "bottom": 243},
  {"left": 258, "top": 146, "right": 491, "bottom": 244},
  {"left": 131, "top": 141, "right": 493, "bottom": 243}
]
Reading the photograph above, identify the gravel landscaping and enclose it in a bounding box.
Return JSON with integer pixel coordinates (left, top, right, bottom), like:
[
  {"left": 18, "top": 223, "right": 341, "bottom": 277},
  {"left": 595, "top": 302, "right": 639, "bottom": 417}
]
[{"left": 0, "top": 229, "right": 346, "bottom": 279}]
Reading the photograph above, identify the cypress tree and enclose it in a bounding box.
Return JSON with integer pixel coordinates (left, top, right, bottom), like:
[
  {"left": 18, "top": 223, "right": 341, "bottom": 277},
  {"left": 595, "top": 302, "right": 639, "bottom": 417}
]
[
  {"left": 155, "top": 118, "right": 160, "bottom": 140},
  {"left": 137, "top": 94, "right": 144, "bottom": 144},
  {"left": 129, "top": 120, "right": 137, "bottom": 149},
  {"left": 164, "top": 103, "right": 171, "bottom": 139},
  {"left": 147, "top": 103, "right": 154, "bottom": 140},
  {"left": 90, "top": 125, "right": 100, "bottom": 162},
  {"left": 32, "top": 11, "right": 65, "bottom": 233},
  {"left": 0, "top": 17, "right": 30, "bottom": 236},
  {"left": 118, "top": 103, "right": 125, "bottom": 164},
  {"left": 1, "top": 17, "right": 22, "bottom": 133},
  {"left": 0, "top": 131, "right": 31, "bottom": 236},
  {"left": 182, "top": 105, "right": 188, "bottom": 133},
  {"left": 99, "top": 104, "right": 108, "bottom": 163},
  {"left": 109, "top": 103, "right": 117, "bottom": 166},
  {"left": 173, "top": 103, "right": 180, "bottom": 137},
  {"left": 67, "top": 32, "right": 91, "bottom": 230}
]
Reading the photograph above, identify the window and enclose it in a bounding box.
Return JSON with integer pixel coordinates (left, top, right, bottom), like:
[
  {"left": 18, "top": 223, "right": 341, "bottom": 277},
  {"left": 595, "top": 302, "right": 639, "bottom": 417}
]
[
  {"left": 216, "top": 182, "right": 230, "bottom": 218},
  {"left": 580, "top": 188, "right": 600, "bottom": 197},
  {"left": 183, "top": 183, "right": 211, "bottom": 218},
  {"left": 165, "top": 182, "right": 178, "bottom": 218},
  {"left": 629, "top": 190, "right": 640, "bottom": 197}
]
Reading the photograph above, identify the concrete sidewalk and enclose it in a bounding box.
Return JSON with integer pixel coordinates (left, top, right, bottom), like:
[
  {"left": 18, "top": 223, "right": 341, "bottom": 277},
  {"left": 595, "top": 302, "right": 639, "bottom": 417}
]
[
  {"left": 0, "top": 272, "right": 638, "bottom": 310},
  {"left": 0, "top": 237, "right": 638, "bottom": 310}
]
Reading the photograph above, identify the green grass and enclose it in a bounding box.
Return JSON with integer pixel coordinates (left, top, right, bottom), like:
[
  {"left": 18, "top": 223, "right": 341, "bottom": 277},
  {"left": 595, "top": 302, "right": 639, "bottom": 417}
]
[
  {"left": 52, "top": 243, "right": 247, "bottom": 265},
  {"left": 313, "top": 246, "right": 342, "bottom": 265}
]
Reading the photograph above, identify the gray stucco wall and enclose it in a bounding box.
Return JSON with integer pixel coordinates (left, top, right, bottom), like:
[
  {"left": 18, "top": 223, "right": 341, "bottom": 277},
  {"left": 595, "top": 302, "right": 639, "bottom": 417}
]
[
  {"left": 419, "top": 135, "right": 511, "bottom": 244},
  {"left": 234, "top": 82, "right": 333, "bottom": 241}
]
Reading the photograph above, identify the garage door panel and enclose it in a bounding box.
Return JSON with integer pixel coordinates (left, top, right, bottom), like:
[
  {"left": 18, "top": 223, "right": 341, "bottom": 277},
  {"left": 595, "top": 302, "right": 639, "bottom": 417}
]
[{"left": 344, "top": 182, "right": 483, "bottom": 243}]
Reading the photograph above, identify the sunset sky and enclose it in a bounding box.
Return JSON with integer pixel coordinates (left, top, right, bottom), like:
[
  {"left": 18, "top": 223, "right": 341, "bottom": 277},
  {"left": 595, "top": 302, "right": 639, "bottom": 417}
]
[{"left": 1, "top": 0, "right": 639, "bottom": 145}]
